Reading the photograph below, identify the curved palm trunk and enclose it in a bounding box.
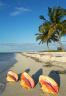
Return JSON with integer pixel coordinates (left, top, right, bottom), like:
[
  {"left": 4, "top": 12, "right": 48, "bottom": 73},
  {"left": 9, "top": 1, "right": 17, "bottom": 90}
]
[
  {"left": 57, "top": 40, "right": 64, "bottom": 51},
  {"left": 47, "top": 45, "right": 50, "bottom": 51},
  {"left": 56, "top": 30, "right": 64, "bottom": 51},
  {"left": 47, "top": 42, "right": 50, "bottom": 51}
]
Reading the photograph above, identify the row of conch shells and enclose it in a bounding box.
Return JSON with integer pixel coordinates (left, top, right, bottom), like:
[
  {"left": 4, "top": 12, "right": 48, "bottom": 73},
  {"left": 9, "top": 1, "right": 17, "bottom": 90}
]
[{"left": 6, "top": 71, "right": 59, "bottom": 95}]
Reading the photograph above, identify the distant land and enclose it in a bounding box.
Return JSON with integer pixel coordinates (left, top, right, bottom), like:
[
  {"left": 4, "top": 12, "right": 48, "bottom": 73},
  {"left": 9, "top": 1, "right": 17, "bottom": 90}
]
[{"left": 0, "top": 42, "right": 66, "bottom": 52}]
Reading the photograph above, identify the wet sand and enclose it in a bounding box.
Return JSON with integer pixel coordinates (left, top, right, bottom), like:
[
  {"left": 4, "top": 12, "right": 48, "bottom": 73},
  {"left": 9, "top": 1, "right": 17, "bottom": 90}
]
[{"left": 0, "top": 52, "right": 66, "bottom": 96}]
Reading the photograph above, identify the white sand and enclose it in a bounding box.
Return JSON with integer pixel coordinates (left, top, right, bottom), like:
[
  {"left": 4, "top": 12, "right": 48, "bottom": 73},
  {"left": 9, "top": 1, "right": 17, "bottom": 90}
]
[{"left": 1, "top": 52, "right": 66, "bottom": 96}]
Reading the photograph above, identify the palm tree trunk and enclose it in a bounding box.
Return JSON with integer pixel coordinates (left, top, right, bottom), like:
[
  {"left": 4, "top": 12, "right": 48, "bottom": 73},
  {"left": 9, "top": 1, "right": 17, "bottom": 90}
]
[
  {"left": 56, "top": 30, "right": 64, "bottom": 51},
  {"left": 57, "top": 40, "right": 64, "bottom": 51},
  {"left": 47, "top": 45, "right": 50, "bottom": 51},
  {"left": 47, "top": 41, "right": 50, "bottom": 51},
  {"left": 47, "top": 43, "right": 50, "bottom": 51}
]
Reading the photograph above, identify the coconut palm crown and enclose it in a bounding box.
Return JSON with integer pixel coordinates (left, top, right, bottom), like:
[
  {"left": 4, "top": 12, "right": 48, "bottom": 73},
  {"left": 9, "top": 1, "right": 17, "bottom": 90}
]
[{"left": 36, "top": 7, "right": 66, "bottom": 50}]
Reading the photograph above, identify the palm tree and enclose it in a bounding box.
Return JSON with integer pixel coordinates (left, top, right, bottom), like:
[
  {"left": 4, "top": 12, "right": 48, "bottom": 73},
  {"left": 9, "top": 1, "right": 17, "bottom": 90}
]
[{"left": 36, "top": 7, "right": 66, "bottom": 51}]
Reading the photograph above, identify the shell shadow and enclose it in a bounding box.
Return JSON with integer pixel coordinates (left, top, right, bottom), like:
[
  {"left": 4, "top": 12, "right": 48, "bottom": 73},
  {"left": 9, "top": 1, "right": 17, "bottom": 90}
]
[
  {"left": 48, "top": 70, "right": 60, "bottom": 88},
  {"left": 32, "top": 68, "right": 43, "bottom": 86},
  {"left": 25, "top": 68, "right": 30, "bottom": 73},
  {"left": 18, "top": 68, "right": 30, "bottom": 81}
]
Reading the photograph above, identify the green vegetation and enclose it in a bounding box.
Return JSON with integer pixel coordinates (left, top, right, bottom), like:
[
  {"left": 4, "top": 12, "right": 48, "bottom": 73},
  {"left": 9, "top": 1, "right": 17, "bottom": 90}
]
[{"left": 36, "top": 7, "right": 66, "bottom": 51}]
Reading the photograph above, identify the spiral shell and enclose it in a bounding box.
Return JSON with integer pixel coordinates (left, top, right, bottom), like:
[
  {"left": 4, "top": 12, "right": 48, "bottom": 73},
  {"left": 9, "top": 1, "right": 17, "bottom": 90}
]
[
  {"left": 20, "top": 72, "right": 35, "bottom": 89},
  {"left": 6, "top": 71, "right": 18, "bottom": 82}
]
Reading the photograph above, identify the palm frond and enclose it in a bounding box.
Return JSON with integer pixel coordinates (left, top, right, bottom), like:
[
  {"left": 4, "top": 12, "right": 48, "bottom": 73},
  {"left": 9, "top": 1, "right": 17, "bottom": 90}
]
[
  {"left": 39, "top": 21, "right": 50, "bottom": 33},
  {"left": 36, "top": 7, "right": 66, "bottom": 48},
  {"left": 39, "top": 15, "right": 46, "bottom": 20}
]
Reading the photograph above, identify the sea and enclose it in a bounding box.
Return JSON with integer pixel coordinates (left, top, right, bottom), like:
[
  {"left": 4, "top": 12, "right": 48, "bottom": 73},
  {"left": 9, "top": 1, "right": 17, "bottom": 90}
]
[
  {"left": 0, "top": 42, "right": 66, "bottom": 96},
  {"left": 0, "top": 42, "right": 66, "bottom": 52}
]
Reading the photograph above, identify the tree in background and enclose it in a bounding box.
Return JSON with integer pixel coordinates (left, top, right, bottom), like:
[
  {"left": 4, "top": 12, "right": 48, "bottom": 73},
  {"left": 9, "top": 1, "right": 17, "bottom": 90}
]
[{"left": 36, "top": 7, "right": 66, "bottom": 51}]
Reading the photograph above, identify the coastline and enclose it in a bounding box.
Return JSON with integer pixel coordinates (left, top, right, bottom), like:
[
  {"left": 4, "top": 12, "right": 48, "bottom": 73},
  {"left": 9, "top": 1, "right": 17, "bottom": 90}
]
[{"left": 0, "top": 52, "right": 66, "bottom": 96}]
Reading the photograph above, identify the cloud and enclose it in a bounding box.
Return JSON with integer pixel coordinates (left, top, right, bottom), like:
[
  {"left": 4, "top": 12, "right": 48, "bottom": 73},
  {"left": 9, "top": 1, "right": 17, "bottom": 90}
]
[{"left": 10, "top": 7, "right": 32, "bottom": 16}]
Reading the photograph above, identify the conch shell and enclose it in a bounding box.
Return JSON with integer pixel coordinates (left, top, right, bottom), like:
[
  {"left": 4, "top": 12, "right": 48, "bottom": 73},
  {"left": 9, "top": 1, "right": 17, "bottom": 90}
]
[
  {"left": 20, "top": 72, "right": 35, "bottom": 90},
  {"left": 39, "top": 75, "right": 59, "bottom": 95},
  {"left": 6, "top": 71, "right": 18, "bottom": 82}
]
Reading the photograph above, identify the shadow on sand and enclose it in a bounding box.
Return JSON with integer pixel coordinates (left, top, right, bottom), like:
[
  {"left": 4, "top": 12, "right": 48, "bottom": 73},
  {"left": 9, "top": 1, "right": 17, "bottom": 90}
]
[
  {"left": 48, "top": 70, "right": 60, "bottom": 88},
  {"left": 0, "top": 53, "right": 17, "bottom": 95},
  {"left": 18, "top": 68, "right": 43, "bottom": 86},
  {"left": 18, "top": 68, "right": 30, "bottom": 81},
  {"left": 32, "top": 68, "right": 43, "bottom": 86}
]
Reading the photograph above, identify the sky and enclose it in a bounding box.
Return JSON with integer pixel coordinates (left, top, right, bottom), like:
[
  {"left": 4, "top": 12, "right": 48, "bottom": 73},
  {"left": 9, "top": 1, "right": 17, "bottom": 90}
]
[{"left": 0, "top": 0, "right": 66, "bottom": 44}]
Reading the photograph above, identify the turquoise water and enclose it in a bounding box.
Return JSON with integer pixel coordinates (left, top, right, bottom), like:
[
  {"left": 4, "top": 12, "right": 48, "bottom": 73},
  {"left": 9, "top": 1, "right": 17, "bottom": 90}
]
[{"left": 0, "top": 42, "right": 65, "bottom": 52}]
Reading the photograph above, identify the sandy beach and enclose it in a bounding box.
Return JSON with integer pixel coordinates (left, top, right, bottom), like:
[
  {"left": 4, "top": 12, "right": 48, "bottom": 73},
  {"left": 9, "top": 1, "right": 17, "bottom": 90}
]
[{"left": 0, "top": 52, "right": 66, "bottom": 96}]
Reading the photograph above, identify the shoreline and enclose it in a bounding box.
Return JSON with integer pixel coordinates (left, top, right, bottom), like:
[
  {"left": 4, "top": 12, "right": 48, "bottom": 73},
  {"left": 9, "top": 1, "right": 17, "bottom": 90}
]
[{"left": 0, "top": 52, "right": 66, "bottom": 96}]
